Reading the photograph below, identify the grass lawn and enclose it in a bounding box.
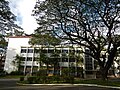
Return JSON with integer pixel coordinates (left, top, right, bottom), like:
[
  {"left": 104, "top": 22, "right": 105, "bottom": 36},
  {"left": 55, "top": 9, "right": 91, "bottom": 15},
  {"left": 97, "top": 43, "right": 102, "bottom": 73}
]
[
  {"left": 0, "top": 75, "right": 24, "bottom": 79},
  {"left": 74, "top": 78, "right": 120, "bottom": 87}
]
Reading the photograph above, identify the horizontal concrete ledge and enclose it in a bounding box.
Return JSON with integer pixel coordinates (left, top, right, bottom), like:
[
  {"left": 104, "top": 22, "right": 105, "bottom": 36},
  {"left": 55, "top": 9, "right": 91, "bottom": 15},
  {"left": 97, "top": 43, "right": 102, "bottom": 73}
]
[
  {"left": 17, "top": 83, "right": 73, "bottom": 86},
  {"left": 17, "top": 83, "right": 120, "bottom": 89}
]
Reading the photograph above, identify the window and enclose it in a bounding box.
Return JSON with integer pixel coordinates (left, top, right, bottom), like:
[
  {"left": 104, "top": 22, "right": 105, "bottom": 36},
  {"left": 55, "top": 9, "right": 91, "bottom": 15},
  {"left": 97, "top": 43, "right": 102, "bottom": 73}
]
[
  {"left": 62, "top": 49, "right": 68, "bottom": 53},
  {"left": 48, "top": 49, "right": 54, "bottom": 53},
  {"left": 85, "top": 57, "right": 93, "bottom": 70},
  {"left": 34, "top": 49, "right": 40, "bottom": 53},
  {"left": 41, "top": 49, "right": 47, "bottom": 53},
  {"left": 55, "top": 49, "right": 61, "bottom": 53},
  {"left": 69, "top": 58, "right": 75, "bottom": 62},
  {"left": 21, "top": 49, "right": 27, "bottom": 53},
  {"left": 76, "top": 50, "right": 81, "bottom": 53},
  {"left": 85, "top": 49, "right": 93, "bottom": 70},
  {"left": 62, "top": 58, "right": 68, "bottom": 62},
  {"left": 21, "top": 57, "right": 26, "bottom": 61},
  {"left": 69, "top": 49, "right": 75, "bottom": 53},
  {"left": 27, "top": 57, "right": 32, "bottom": 61},
  {"left": 28, "top": 49, "right": 33, "bottom": 53},
  {"left": 34, "top": 57, "right": 39, "bottom": 61}
]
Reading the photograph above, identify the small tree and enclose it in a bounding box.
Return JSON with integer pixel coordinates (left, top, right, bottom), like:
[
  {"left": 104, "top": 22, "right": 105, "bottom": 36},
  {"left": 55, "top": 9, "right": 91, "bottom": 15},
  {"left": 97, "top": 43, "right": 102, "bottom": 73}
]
[
  {"left": 12, "top": 54, "right": 24, "bottom": 72},
  {"left": 68, "top": 47, "right": 84, "bottom": 77},
  {"left": 39, "top": 49, "right": 48, "bottom": 71},
  {"left": 49, "top": 51, "right": 60, "bottom": 75}
]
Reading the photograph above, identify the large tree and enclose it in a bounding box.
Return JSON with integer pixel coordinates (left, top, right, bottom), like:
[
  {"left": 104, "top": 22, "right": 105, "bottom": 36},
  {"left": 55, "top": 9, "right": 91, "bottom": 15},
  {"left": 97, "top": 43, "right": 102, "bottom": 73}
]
[{"left": 33, "top": 0, "right": 120, "bottom": 80}]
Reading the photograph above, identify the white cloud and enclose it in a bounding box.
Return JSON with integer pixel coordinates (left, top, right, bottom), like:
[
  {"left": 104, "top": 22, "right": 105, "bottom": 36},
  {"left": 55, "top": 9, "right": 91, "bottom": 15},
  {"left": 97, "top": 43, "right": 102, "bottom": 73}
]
[{"left": 8, "top": 0, "right": 38, "bottom": 34}]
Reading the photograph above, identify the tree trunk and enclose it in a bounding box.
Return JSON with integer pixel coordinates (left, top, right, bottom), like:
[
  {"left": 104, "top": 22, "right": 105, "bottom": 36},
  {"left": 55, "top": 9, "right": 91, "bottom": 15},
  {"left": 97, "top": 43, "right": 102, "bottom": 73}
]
[
  {"left": 46, "top": 64, "right": 49, "bottom": 75},
  {"left": 100, "top": 67, "right": 108, "bottom": 80},
  {"left": 99, "top": 46, "right": 117, "bottom": 80}
]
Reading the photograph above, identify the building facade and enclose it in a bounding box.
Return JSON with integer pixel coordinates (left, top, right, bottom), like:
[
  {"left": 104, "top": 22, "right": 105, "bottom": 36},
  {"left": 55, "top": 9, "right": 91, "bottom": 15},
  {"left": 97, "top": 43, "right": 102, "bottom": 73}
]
[
  {"left": 4, "top": 36, "right": 107, "bottom": 78},
  {"left": 4, "top": 36, "right": 31, "bottom": 73},
  {"left": 20, "top": 45, "right": 84, "bottom": 76}
]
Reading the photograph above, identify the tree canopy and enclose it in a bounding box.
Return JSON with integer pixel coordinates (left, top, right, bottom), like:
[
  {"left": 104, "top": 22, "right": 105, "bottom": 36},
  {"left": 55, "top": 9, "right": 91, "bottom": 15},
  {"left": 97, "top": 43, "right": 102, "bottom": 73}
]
[
  {"left": 29, "top": 30, "right": 61, "bottom": 46},
  {"left": 0, "top": 0, "right": 22, "bottom": 35},
  {"left": 33, "top": 0, "right": 120, "bottom": 80}
]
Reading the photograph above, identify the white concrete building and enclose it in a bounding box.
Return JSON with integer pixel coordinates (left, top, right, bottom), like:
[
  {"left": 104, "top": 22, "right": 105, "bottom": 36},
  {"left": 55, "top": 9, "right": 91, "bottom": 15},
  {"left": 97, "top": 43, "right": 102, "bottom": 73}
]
[
  {"left": 4, "top": 36, "right": 86, "bottom": 76},
  {"left": 4, "top": 36, "right": 31, "bottom": 73},
  {"left": 4, "top": 36, "right": 105, "bottom": 78}
]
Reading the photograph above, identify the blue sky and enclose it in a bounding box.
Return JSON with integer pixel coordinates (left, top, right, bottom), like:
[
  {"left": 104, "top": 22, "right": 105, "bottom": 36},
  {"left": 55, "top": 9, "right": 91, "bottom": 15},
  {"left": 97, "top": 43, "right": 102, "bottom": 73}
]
[{"left": 8, "top": 0, "right": 38, "bottom": 34}]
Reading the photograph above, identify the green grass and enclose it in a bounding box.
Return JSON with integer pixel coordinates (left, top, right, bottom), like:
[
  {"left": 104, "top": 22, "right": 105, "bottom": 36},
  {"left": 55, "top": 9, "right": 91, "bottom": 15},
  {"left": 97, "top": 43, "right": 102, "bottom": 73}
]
[
  {"left": 0, "top": 75, "right": 24, "bottom": 79},
  {"left": 74, "top": 79, "right": 120, "bottom": 87}
]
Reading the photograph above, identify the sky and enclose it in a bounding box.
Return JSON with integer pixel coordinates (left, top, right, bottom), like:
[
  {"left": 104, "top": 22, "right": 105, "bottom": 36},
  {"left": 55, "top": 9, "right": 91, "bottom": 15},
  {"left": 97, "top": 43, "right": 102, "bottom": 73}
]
[{"left": 8, "top": 0, "right": 38, "bottom": 34}]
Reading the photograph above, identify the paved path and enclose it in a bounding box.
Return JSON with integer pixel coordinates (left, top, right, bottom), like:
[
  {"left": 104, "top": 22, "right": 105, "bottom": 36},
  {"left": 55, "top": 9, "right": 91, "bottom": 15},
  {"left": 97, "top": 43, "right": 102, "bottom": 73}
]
[{"left": 0, "top": 79, "right": 119, "bottom": 90}]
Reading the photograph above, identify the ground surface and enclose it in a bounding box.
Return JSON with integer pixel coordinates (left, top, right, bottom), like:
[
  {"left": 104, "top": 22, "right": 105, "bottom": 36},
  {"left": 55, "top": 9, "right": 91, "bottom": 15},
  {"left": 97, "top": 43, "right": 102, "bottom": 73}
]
[{"left": 0, "top": 79, "right": 119, "bottom": 90}]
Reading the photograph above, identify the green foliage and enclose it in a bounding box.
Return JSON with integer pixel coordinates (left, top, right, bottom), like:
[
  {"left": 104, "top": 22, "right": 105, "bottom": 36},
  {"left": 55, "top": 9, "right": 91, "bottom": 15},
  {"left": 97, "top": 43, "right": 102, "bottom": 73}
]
[
  {"left": 20, "top": 76, "right": 24, "bottom": 81},
  {"left": 25, "top": 76, "right": 48, "bottom": 84},
  {"left": 0, "top": 0, "right": 22, "bottom": 33},
  {"left": 9, "top": 71, "right": 23, "bottom": 75},
  {"left": 29, "top": 33, "right": 61, "bottom": 46},
  {"left": 0, "top": 0, "right": 15, "bottom": 21},
  {"left": 18, "top": 76, "right": 120, "bottom": 86},
  {"left": 12, "top": 54, "right": 24, "bottom": 72},
  {"left": 0, "top": 34, "right": 7, "bottom": 48},
  {"left": 61, "top": 68, "right": 74, "bottom": 77},
  {"left": 0, "top": 70, "right": 7, "bottom": 76},
  {"left": 74, "top": 79, "right": 120, "bottom": 87},
  {"left": 62, "top": 76, "right": 74, "bottom": 83},
  {"left": 49, "top": 52, "right": 60, "bottom": 68},
  {"left": 50, "top": 75, "right": 61, "bottom": 83},
  {"left": 27, "top": 76, "right": 37, "bottom": 84},
  {"left": 0, "top": 35, "right": 7, "bottom": 69},
  {"left": 33, "top": 69, "right": 47, "bottom": 76},
  {"left": 61, "top": 68, "right": 70, "bottom": 76},
  {"left": 33, "top": 0, "right": 120, "bottom": 80},
  {"left": 20, "top": 75, "right": 74, "bottom": 84}
]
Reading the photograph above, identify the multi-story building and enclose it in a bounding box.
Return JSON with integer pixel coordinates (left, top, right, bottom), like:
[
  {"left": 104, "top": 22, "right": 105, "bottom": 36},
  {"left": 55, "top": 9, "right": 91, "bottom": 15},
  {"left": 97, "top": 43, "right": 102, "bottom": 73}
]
[
  {"left": 20, "top": 45, "right": 83, "bottom": 76},
  {"left": 5, "top": 36, "right": 111, "bottom": 78}
]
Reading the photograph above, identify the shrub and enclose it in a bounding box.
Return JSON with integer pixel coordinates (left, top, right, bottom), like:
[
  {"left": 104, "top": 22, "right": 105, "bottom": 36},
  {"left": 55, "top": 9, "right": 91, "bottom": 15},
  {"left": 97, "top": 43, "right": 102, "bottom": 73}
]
[
  {"left": 0, "top": 70, "right": 7, "bottom": 76},
  {"left": 35, "top": 76, "right": 42, "bottom": 83},
  {"left": 50, "top": 76, "right": 61, "bottom": 83},
  {"left": 20, "top": 77, "right": 24, "bottom": 81},
  {"left": 63, "top": 76, "right": 74, "bottom": 83},
  {"left": 9, "top": 71, "right": 23, "bottom": 75},
  {"left": 62, "top": 68, "right": 70, "bottom": 76},
  {"left": 33, "top": 69, "right": 47, "bottom": 76},
  {"left": 27, "top": 76, "right": 37, "bottom": 84},
  {"left": 35, "top": 76, "right": 48, "bottom": 84},
  {"left": 20, "top": 75, "right": 74, "bottom": 84}
]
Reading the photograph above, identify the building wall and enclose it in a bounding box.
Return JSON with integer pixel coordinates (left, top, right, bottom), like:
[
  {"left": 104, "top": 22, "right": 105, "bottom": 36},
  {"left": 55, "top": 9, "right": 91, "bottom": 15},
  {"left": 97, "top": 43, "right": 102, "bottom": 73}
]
[
  {"left": 4, "top": 36, "right": 96, "bottom": 77},
  {"left": 20, "top": 46, "right": 83, "bottom": 75},
  {"left": 4, "top": 36, "right": 31, "bottom": 73}
]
